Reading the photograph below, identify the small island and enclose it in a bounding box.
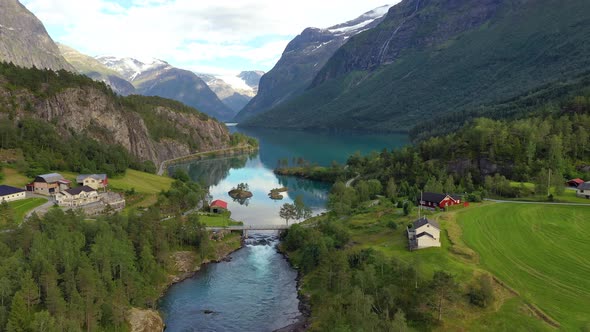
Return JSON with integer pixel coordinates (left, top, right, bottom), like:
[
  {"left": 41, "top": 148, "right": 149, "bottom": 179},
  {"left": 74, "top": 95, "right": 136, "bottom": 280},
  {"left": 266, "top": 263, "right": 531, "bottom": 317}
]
[
  {"left": 228, "top": 182, "right": 253, "bottom": 199},
  {"left": 268, "top": 187, "right": 288, "bottom": 200}
]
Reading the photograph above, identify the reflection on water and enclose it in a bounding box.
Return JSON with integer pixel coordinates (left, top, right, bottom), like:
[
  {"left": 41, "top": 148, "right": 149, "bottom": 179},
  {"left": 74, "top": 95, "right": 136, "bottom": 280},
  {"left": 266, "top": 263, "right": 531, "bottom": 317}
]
[{"left": 168, "top": 127, "right": 409, "bottom": 226}]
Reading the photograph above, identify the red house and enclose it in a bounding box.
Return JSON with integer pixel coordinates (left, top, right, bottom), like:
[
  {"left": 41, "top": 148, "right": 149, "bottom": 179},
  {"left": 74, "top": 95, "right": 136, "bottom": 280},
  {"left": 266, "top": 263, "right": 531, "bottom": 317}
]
[
  {"left": 210, "top": 199, "right": 228, "bottom": 213},
  {"left": 567, "top": 178, "right": 585, "bottom": 187},
  {"left": 418, "top": 192, "right": 461, "bottom": 210}
]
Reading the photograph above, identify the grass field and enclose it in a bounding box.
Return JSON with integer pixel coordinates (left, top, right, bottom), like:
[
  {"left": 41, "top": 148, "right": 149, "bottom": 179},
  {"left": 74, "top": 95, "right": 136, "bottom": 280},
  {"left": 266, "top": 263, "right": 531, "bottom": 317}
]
[
  {"left": 458, "top": 203, "right": 590, "bottom": 330},
  {"left": 509, "top": 181, "right": 590, "bottom": 204},
  {"left": 199, "top": 213, "right": 243, "bottom": 227},
  {"left": 9, "top": 198, "right": 47, "bottom": 223},
  {"left": 0, "top": 167, "right": 30, "bottom": 188},
  {"left": 59, "top": 169, "right": 173, "bottom": 194}
]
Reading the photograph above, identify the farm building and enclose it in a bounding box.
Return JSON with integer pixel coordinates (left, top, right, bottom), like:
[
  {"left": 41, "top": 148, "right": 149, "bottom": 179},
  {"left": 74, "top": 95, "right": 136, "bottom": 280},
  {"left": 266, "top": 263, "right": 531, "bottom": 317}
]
[
  {"left": 407, "top": 217, "right": 441, "bottom": 250},
  {"left": 210, "top": 199, "right": 228, "bottom": 213},
  {"left": 26, "top": 173, "right": 70, "bottom": 196},
  {"left": 56, "top": 186, "right": 99, "bottom": 207},
  {"left": 0, "top": 185, "right": 26, "bottom": 202},
  {"left": 76, "top": 174, "right": 108, "bottom": 190},
  {"left": 418, "top": 192, "right": 461, "bottom": 210},
  {"left": 567, "top": 178, "right": 585, "bottom": 187},
  {"left": 577, "top": 182, "right": 590, "bottom": 199}
]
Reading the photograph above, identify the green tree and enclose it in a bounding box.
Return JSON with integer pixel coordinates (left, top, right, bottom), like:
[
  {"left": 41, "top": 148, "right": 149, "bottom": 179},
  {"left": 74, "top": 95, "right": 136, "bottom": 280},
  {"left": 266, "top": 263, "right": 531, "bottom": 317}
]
[
  {"left": 6, "top": 291, "right": 29, "bottom": 332},
  {"left": 279, "top": 203, "right": 297, "bottom": 226}
]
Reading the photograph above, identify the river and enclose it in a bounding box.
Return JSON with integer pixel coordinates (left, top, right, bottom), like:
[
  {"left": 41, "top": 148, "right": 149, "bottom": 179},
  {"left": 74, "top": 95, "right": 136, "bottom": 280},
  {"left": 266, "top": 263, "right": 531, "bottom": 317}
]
[{"left": 159, "top": 127, "right": 409, "bottom": 331}]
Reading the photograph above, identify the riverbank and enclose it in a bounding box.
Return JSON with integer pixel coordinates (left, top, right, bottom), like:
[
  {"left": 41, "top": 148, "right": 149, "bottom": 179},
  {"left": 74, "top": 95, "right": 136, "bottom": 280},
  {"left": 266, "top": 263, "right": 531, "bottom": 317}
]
[
  {"left": 130, "top": 231, "right": 243, "bottom": 331},
  {"left": 274, "top": 166, "right": 348, "bottom": 183},
  {"left": 275, "top": 246, "right": 312, "bottom": 332},
  {"left": 158, "top": 144, "right": 258, "bottom": 175}
]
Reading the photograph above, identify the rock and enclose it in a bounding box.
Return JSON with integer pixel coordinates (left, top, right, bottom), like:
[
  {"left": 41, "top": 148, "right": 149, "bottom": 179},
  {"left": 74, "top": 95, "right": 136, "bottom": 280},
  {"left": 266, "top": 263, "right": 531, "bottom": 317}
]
[
  {"left": 228, "top": 189, "right": 253, "bottom": 199},
  {"left": 127, "top": 308, "right": 164, "bottom": 332}
]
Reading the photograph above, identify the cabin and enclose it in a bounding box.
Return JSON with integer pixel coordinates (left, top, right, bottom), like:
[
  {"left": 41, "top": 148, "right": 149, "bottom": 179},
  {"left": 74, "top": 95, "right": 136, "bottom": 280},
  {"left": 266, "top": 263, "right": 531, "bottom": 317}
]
[
  {"left": 210, "top": 199, "right": 228, "bottom": 213},
  {"left": 577, "top": 182, "right": 590, "bottom": 199},
  {"left": 76, "top": 174, "right": 108, "bottom": 190},
  {"left": 418, "top": 192, "right": 461, "bottom": 210},
  {"left": 0, "top": 185, "right": 26, "bottom": 203},
  {"left": 26, "top": 173, "right": 70, "bottom": 196},
  {"left": 407, "top": 217, "right": 441, "bottom": 250},
  {"left": 567, "top": 178, "right": 585, "bottom": 187},
  {"left": 55, "top": 186, "right": 99, "bottom": 207}
]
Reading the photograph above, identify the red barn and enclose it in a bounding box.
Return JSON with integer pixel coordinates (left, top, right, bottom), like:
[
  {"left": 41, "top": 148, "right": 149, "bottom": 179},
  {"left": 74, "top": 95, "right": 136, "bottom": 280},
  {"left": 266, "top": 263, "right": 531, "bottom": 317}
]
[
  {"left": 567, "top": 178, "right": 585, "bottom": 187},
  {"left": 210, "top": 199, "right": 228, "bottom": 213},
  {"left": 418, "top": 192, "right": 461, "bottom": 210}
]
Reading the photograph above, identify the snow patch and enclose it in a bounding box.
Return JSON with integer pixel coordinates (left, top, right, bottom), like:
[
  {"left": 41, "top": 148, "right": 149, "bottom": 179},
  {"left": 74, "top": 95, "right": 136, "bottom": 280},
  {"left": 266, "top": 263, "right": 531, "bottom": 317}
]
[
  {"left": 329, "top": 19, "right": 376, "bottom": 34},
  {"left": 216, "top": 75, "right": 253, "bottom": 92}
]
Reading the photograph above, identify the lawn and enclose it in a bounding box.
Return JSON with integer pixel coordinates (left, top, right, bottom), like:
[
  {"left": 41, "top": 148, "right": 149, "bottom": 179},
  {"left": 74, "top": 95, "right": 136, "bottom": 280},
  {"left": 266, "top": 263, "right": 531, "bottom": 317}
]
[
  {"left": 198, "top": 213, "right": 242, "bottom": 227},
  {"left": 458, "top": 203, "right": 590, "bottom": 330},
  {"left": 9, "top": 198, "right": 47, "bottom": 223},
  {"left": 109, "top": 169, "right": 173, "bottom": 194},
  {"left": 509, "top": 181, "right": 590, "bottom": 204},
  {"left": 0, "top": 167, "right": 30, "bottom": 188}
]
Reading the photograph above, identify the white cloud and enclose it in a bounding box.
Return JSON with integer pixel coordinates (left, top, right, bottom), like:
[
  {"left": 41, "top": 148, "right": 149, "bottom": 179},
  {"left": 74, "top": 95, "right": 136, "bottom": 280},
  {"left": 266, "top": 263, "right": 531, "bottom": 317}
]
[{"left": 21, "top": 0, "right": 401, "bottom": 73}]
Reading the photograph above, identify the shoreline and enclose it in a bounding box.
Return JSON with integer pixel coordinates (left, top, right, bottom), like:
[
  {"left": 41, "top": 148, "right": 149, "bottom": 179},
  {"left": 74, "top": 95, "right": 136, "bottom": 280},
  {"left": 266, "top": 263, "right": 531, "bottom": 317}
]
[
  {"left": 274, "top": 245, "right": 311, "bottom": 332},
  {"left": 158, "top": 145, "right": 258, "bottom": 175}
]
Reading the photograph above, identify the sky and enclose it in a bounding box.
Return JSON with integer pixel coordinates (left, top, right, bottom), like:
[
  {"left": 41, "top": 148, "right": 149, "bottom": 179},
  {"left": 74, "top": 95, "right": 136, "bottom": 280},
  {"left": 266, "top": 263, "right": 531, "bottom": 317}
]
[{"left": 21, "top": 0, "right": 400, "bottom": 76}]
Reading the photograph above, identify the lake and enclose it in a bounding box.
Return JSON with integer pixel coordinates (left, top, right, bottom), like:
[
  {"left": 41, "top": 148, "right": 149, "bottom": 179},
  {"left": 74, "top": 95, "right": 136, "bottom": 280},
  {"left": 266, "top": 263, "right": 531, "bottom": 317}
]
[{"left": 159, "top": 127, "right": 409, "bottom": 331}]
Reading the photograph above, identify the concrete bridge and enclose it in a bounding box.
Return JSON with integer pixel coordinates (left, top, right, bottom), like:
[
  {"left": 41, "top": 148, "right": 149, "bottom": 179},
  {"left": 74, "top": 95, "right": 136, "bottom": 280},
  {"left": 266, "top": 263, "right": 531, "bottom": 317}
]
[{"left": 206, "top": 224, "right": 291, "bottom": 237}]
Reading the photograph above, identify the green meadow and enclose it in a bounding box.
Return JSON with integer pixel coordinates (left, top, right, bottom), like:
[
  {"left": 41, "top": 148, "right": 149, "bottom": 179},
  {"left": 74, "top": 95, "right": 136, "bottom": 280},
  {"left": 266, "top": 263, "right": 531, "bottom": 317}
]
[
  {"left": 9, "top": 198, "right": 47, "bottom": 223},
  {"left": 458, "top": 203, "right": 590, "bottom": 330}
]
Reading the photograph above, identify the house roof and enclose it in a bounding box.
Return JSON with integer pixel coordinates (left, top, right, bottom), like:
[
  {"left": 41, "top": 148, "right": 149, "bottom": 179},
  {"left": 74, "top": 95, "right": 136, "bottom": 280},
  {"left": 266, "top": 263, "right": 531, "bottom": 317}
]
[
  {"left": 568, "top": 178, "right": 585, "bottom": 185},
  {"left": 0, "top": 185, "right": 25, "bottom": 196},
  {"left": 413, "top": 217, "right": 440, "bottom": 230},
  {"left": 579, "top": 182, "right": 590, "bottom": 190},
  {"left": 76, "top": 174, "right": 107, "bottom": 183},
  {"left": 36, "top": 173, "right": 64, "bottom": 183},
  {"left": 63, "top": 186, "right": 96, "bottom": 196},
  {"left": 211, "top": 199, "right": 228, "bottom": 209},
  {"left": 420, "top": 192, "right": 460, "bottom": 203}
]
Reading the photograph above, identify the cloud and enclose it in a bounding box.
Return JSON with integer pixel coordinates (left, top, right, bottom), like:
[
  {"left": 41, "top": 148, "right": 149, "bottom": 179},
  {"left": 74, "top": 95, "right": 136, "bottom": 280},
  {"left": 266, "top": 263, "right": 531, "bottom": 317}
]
[{"left": 21, "top": 0, "right": 400, "bottom": 74}]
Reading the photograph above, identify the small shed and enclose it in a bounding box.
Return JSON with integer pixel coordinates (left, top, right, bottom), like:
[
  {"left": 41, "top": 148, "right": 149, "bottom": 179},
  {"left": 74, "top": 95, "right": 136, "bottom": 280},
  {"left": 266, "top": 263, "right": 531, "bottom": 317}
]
[
  {"left": 210, "top": 199, "right": 228, "bottom": 213},
  {"left": 567, "top": 178, "right": 585, "bottom": 187}
]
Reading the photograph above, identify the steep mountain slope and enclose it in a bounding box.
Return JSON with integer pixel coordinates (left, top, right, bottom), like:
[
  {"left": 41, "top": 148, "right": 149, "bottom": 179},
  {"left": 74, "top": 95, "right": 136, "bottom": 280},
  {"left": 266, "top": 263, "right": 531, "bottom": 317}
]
[
  {"left": 241, "top": 0, "right": 590, "bottom": 132},
  {"left": 97, "top": 57, "right": 236, "bottom": 121},
  {"left": 197, "top": 72, "right": 263, "bottom": 113},
  {"left": 234, "top": 5, "right": 392, "bottom": 122},
  {"left": 58, "top": 44, "right": 136, "bottom": 96},
  {"left": 0, "top": 62, "right": 231, "bottom": 167},
  {"left": 238, "top": 71, "right": 265, "bottom": 90},
  {"left": 0, "top": 0, "right": 74, "bottom": 71}
]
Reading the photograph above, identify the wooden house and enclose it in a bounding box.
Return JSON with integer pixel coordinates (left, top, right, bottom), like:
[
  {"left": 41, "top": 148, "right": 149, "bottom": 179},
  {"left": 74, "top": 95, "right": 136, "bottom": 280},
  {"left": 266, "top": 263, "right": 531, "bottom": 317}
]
[
  {"left": 26, "top": 173, "right": 70, "bottom": 196},
  {"left": 210, "top": 199, "right": 228, "bottom": 213},
  {"left": 407, "top": 217, "right": 441, "bottom": 250},
  {"left": 76, "top": 174, "right": 108, "bottom": 190},
  {"left": 577, "top": 182, "right": 590, "bottom": 199},
  {"left": 56, "top": 186, "right": 99, "bottom": 207},
  {"left": 418, "top": 192, "right": 461, "bottom": 210}
]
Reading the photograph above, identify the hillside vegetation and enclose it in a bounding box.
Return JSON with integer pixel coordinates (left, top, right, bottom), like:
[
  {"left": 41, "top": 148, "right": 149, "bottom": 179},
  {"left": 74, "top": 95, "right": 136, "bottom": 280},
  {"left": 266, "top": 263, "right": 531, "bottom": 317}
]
[
  {"left": 241, "top": 0, "right": 590, "bottom": 133},
  {"left": 0, "top": 62, "right": 236, "bottom": 176}
]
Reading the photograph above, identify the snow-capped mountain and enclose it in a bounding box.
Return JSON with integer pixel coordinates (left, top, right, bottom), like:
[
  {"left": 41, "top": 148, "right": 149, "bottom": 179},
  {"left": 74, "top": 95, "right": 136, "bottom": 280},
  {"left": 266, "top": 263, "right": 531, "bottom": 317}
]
[
  {"left": 96, "top": 56, "right": 169, "bottom": 82},
  {"left": 197, "top": 71, "right": 264, "bottom": 112},
  {"left": 96, "top": 56, "right": 236, "bottom": 121},
  {"left": 234, "top": 4, "right": 392, "bottom": 122}
]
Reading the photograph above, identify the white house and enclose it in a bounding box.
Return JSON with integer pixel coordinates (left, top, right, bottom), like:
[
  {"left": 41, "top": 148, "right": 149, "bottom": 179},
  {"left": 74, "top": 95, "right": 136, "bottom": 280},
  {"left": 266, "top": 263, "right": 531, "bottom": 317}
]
[
  {"left": 577, "top": 182, "right": 590, "bottom": 199},
  {"left": 76, "top": 174, "right": 108, "bottom": 190},
  {"left": 407, "top": 217, "right": 441, "bottom": 250},
  {"left": 56, "top": 186, "right": 99, "bottom": 207},
  {"left": 0, "top": 185, "right": 26, "bottom": 203}
]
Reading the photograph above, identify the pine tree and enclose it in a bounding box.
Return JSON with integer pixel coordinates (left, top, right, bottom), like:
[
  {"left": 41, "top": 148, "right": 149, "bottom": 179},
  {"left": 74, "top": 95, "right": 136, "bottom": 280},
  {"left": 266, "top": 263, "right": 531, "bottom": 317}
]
[{"left": 6, "top": 292, "right": 29, "bottom": 332}]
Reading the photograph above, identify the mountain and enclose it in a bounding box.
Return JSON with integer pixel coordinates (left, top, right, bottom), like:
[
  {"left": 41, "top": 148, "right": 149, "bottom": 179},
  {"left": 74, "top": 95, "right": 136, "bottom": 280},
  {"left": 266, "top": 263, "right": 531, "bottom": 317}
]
[
  {"left": 234, "top": 5, "right": 392, "bottom": 122},
  {"left": 240, "top": 0, "right": 590, "bottom": 132},
  {"left": 97, "top": 57, "right": 236, "bottom": 121},
  {"left": 198, "top": 71, "right": 264, "bottom": 113},
  {"left": 58, "top": 44, "right": 136, "bottom": 96},
  {"left": 0, "top": 62, "right": 232, "bottom": 167},
  {"left": 0, "top": 0, "right": 74, "bottom": 71}
]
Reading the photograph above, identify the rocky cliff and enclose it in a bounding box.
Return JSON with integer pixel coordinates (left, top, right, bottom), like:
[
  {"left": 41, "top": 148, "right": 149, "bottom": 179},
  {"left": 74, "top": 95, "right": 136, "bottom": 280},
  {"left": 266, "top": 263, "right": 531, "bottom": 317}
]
[
  {"left": 0, "top": 0, "right": 74, "bottom": 71},
  {"left": 0, "top": 68, "right": 231, "bottom": 166}
]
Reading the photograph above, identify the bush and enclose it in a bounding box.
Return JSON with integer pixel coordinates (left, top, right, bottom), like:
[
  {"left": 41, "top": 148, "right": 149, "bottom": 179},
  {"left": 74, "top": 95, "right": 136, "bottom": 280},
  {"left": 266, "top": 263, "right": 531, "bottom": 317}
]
[
  {"left": 468, "top": 275, "right": 495, "bottom": 308},
  {"left": 387, "top": 220, "right": 398, "bottom": 230}
]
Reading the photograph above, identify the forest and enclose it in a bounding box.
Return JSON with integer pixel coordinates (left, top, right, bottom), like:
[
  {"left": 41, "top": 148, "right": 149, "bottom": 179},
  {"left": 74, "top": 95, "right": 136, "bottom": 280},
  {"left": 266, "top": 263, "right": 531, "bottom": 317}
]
[{"left": 0, "top": 179, "right": 211, "bottom": 331}]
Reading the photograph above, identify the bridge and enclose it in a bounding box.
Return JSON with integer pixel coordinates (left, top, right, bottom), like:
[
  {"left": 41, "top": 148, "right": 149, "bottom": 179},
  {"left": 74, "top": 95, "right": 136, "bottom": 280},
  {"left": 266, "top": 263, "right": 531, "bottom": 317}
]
[{"left": 206, "top": 224, "right": 292, "bottom": 237}]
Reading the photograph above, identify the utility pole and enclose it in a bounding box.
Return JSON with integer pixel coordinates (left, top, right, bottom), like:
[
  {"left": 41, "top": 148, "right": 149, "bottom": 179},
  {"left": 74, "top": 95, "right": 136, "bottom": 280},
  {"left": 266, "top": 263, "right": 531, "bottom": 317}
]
[{"left": 547, "top": 169, "right": 552, "bottom": 197}]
